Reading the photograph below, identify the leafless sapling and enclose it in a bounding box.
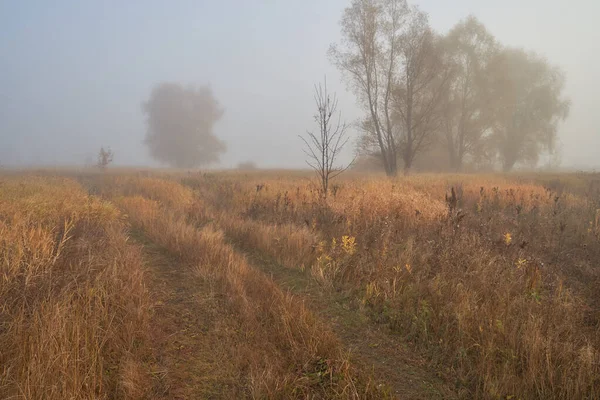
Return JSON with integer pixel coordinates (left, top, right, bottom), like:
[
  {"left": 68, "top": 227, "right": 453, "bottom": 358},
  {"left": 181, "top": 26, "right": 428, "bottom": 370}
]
[{"left": 300, "top": 78, "right": 353, "bottom": 198}]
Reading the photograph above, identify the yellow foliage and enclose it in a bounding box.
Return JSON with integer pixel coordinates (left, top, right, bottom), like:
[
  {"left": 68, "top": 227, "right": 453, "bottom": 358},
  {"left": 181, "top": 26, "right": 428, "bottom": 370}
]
[{"left": 341, "top": 235, "right": 356, "bottom": 255}]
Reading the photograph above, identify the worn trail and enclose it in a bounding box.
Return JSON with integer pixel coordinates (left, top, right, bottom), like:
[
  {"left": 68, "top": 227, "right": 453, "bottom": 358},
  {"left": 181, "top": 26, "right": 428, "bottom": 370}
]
[
  {"left": 133, "top": 232, "right": 243, "bottom": 399},
  {"left": 232, "top": 245, "right": 457, "bottom": 400}
]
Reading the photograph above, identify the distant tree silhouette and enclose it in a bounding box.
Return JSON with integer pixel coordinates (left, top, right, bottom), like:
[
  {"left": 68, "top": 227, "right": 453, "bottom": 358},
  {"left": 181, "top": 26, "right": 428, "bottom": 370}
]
[
  {"left": 97, "top": 146, "right": 113, "bottom": 169},
  {"left": 440, "top": 16, "right": 498, "bottom": 171},
  {"left": 143, "top": 83, "right": 226, "bottom": 168},
  {"left": 487, "top": 48, "right": 570, "bottom": 171}
]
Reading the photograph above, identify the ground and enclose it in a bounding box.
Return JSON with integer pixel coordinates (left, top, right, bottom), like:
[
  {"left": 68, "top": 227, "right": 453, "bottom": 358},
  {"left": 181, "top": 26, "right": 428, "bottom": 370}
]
[{"left": 1, "top": 169, "right": 599, "bottom": 399}]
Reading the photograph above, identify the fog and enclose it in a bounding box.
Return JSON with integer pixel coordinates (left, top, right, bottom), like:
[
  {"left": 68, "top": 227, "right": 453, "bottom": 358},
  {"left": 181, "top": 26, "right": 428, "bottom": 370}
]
[{"left": 1, "top": 0, "right": 598, "bottom": 169}]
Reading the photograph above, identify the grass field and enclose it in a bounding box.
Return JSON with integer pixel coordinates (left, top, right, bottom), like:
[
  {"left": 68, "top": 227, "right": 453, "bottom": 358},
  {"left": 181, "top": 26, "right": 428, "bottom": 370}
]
[{"left": 1, "top": 169, "right": 599, "bottom": 399}]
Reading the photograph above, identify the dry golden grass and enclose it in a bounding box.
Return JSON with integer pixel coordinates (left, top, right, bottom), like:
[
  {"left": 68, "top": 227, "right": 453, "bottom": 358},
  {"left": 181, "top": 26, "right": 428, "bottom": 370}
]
[
  {"left": 180, "top": 171, "right": 600, "bottom": 399},
  {"left": 102, "top": 178, "right": 387, "bottom": 398},
  {"left": 0, "top": 176, "right": 150, "bottom": 399},
  {"left": 4, "top": 169, "right": 599, "bottom": 399}
]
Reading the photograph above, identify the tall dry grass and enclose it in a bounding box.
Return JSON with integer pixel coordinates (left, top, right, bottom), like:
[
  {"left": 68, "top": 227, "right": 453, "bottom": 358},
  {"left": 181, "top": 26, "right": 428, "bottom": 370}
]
[
  {"left": 181, "top": 171, "right": 600, "bottom": 399},
  {"left": 0, "top": 176, "right": 150, "bottom": 399},
  {"left": 14, "top": 169, "right": 597, "bottom": 398},
  {"left": 100, "top": 176, "right": 388, "bottom": 399}
]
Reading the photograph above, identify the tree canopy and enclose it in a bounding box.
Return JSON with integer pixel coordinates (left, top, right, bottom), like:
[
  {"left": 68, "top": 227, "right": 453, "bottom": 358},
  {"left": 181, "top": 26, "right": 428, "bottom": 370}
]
[
  {"left": 331, "top": 1, "right": 570, "bottom": 173},
  {"left": 143, "top": 83, "right": 226, "bottom": 169},
  {"left": 487, "top": 48, "right": 570, "bottom": 171}
]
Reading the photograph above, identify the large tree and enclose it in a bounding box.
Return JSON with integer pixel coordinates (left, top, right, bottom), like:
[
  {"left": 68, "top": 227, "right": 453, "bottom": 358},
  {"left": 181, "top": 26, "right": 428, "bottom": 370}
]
[
  {"left": 487, "top": 48, "right": 570, "bottom": 171},
  {"left": 330, "top": 0, "right": 410, "bottom": 176},
  {"left": 143, "top": 83, "right": 226, "bottom": 168},
  {"left": 392, "top": 6, "right": 452, "bottom": 174},
  {"left": 331, "top": 0, "right": 450, "bottom": 175},
  {"left": 440, "top": 16, "right": 497, "bottom": 171}
]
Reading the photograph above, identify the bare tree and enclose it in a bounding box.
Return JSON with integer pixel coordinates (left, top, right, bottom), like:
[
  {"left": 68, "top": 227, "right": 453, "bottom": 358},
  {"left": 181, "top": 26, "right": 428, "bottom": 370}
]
[
  {"left": 300, "top": 78, "right": 353, "bottom": 198},
  {"left": 331, "top": 1, "right": 451, "bottom": 175},
  {"left": 97, "top": 146, "right": 113, "bottom": 169},
  {"left": 330, "top": 0, "right": 410, "bottom": 176}
]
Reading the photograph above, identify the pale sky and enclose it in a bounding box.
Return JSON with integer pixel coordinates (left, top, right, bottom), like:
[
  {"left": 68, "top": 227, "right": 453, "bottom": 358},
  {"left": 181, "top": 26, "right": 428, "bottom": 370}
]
[{"left": 1, "top": 0, "right": 598, "bottom": 168}]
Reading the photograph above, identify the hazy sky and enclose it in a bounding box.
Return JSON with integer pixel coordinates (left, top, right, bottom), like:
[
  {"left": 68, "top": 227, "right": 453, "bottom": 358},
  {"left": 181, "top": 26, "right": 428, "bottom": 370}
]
[{"left": 1, "top": 0, "right": 598, "bottom": 168}]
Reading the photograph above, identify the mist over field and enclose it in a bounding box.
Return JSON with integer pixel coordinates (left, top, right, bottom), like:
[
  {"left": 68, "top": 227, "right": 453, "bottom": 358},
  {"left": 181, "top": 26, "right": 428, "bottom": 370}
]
[
  {"left": 3, "top": 3, "right": 600, "bottom": 397},
  {"left": 0, "top": 0, "right": 598, "bottom": 169}
]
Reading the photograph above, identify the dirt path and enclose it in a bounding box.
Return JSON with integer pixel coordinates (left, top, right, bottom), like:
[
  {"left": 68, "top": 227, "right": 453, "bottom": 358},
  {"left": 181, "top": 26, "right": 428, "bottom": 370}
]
[
  {"left": 127, "top": 220, "right": 456, "bottom": 399},
  {"left": 136, "top": 229, "right": 456, "bottom": 399},
  {"left": 236, "top": 247, "right": 457, "bottom": 400},
  {"left": 133, "top": 233, "right": 245, "bottom": 399}
]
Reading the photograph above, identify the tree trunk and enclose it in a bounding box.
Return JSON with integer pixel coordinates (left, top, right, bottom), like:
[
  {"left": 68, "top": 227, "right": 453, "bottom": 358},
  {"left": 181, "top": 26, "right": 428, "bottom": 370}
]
[
  {"left": 451, "top": 150, "right": 463, "bottom": 172},
  {"left": 388, "top": 149, "right": 398, "bottom": 176},
  {"left": 383, "top": 156, "right": 394, "bottom": 176},
  {"left": 502, "top": 154, "right": 517, "bottom": 172}
]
